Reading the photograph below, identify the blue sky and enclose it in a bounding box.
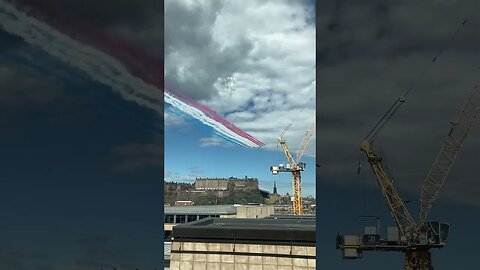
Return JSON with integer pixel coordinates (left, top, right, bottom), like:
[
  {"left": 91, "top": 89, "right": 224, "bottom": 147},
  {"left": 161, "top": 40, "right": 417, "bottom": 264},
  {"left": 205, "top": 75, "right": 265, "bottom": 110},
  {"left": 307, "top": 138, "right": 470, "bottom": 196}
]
[
  {"left": 164, "top": 0, "right": 316, "bottom": 197},
  {"left": 164, "top": 109, "right": 316, "bottom": 197},
  {"left": 317, "top": 0, "right": 480, "bottom": 268},
  {"left": 0, "top": 29, "right": 163, "bottom": 269},
  {"left": 316, "top": 183, "right": 480, "bottom": 269}
]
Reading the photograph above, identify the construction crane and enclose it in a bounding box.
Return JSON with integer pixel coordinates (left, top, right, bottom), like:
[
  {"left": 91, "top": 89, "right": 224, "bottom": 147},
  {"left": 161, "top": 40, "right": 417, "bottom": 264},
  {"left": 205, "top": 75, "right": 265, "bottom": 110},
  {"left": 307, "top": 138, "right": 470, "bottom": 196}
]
[
  {"left": 270, "top": 120, "right": 316, "bottom": 215},
  {"left": 337, "top": 85, "right": 480, "bottom": 269}
]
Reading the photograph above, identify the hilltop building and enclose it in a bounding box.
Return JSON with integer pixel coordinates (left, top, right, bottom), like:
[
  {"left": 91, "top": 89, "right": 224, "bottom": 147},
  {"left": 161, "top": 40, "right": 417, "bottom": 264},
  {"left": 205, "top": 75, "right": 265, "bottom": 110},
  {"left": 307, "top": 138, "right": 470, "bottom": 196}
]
[
  {"left": 174, "top": 200, "right": 194, "bottom": 206},
  {"left": 164, "top": 181, "right": 194, "bottom": 192},
  {"left": 194, "top": 176, "right": 259, "bottom": 191}
]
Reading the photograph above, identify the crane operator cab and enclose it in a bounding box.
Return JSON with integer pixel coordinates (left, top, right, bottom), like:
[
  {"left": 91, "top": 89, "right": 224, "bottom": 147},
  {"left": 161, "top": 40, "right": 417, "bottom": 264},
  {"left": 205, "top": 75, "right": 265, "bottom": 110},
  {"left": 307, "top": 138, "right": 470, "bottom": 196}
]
[
  {"left": 298, "top": 162, "right": 306, "bottom": 170},
  {"left": 417, "top": 221, "right": 450, "bottom": 247}
]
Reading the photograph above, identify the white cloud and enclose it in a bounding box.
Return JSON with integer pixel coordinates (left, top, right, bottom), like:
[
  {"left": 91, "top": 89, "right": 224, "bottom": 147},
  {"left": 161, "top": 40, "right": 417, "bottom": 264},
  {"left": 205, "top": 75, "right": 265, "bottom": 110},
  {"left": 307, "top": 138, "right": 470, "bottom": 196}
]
[
  {"left": 111, "top": 140, "right": 163, "bottom": 172},
  {"left": 165, "top": 167, "right": 205, "bottom": 183},
  {"left": 316, "top": 0, "right": 480, "bottom": 208},
  {"left": 165, "top": 0, "right": 316, "bottom": 157},
  {"left": 164, "top": 111, "right": 186, "bottom": 127},
  {"left": 199, "top": 136, "right": 233, "bottom": 148}
]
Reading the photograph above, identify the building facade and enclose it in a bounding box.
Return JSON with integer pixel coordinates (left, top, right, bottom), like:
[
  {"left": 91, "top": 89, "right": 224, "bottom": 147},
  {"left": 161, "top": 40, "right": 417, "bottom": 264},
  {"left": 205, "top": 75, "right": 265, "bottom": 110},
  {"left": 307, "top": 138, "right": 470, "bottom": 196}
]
[
  {"left": 164, "top": 204, "right": 275, "bottom": 241},
  {"left": 194, "top": 176, "right": 259, "bottom": 191},
  {"left": 175, "top": 200, "right": 194, "bottom": 206},
  {"left": 169, "top": 218, "right": 316, "bottom": 270}
]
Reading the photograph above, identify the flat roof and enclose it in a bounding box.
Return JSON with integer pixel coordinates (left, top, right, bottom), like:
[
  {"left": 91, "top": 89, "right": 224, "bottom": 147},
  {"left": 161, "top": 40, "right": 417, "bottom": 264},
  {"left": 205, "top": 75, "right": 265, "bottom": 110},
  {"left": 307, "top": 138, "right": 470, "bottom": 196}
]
[
  {"left": 164, "top": 204, "right": 272, "bottom": 215},
  {"left": 265, "top": 215, "right": 316, "bottom": 220},
  {"left": 165, "top": 205, "right": 237, "bottom": 215},
  {"left": 172, "top": 217, "right": 315, "bottom": 245}
]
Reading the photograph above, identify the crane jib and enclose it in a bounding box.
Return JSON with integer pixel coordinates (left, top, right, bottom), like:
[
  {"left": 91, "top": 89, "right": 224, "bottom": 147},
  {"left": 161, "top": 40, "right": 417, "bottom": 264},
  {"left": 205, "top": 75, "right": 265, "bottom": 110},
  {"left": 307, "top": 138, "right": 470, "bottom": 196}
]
[{"left": 419, "top": 85, "right": 480, "bottom": 225}]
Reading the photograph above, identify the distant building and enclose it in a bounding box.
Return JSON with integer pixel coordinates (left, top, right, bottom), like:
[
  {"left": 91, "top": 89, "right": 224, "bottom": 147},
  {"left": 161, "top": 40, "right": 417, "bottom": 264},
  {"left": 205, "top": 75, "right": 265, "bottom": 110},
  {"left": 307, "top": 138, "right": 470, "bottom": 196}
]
[
  {"left": 169, "top": 217, "right": 316, "bottom": 269},
  {"left": 164, "top": 204, "right": 275, "bottom": 241},
  {"left": 164, "top": 181, "right": 194, "bottom": 191},
  {"left": 174, "top": 200, "right": 194, "bottom": 206},
  {"left": 194, "top": 176, "right": 259, "bottom": 191},
  {"left": 273, "top": 181, "right": 278, "bottom": 195}
]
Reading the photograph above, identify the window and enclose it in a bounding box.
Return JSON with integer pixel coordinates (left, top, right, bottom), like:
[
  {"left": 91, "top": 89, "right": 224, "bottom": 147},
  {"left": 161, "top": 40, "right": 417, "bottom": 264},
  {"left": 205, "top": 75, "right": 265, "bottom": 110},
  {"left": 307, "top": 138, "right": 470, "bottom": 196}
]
[
  {"left": 187, "top": 215, "right": 197, "bottom": 222},
  {"left": 164, "top": 215, "right": 174, "bottom": 223},
  {"left": 199, "top": 215, "right": 209, "bottom": 220},
  {"left": 176, "top": 215, "right": 186, "bottom": 223}
]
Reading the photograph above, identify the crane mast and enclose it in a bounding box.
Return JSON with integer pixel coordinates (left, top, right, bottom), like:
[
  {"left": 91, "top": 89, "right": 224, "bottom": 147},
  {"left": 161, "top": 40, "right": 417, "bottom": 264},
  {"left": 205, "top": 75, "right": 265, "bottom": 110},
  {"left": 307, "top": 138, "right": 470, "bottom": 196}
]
[
  {"left": 361, "top": 140, "right": 417, "bottom": 237},
  {"left": 337, "top": 85, "right": 480, "bottom": 270},
  {"left": 271, "top": 120, "right": 315, "bottom": 215},
  {"left": 277, "top": 136, "right": 303, "bottom": 215}
]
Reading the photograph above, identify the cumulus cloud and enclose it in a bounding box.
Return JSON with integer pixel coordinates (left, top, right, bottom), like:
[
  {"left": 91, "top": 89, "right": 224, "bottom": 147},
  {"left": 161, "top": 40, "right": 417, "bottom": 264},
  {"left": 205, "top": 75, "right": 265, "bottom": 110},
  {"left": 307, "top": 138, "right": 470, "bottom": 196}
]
[
  {"left": 7, "top": 0, "right": 162, "bottom": 56},
  {"left": 165, "top": 167, "right": 205, "bottom": 183},
  {"left": 164, "top": 111, "right": 186, "bottom": 127},
  {"left": 111, "top": 139, "right": 163, "bottom": 172},
  {"left": 199, "top": 136, "right": 234, "bottom": 148},
  {"left": 165, "top": 0, "right": 316, "bottom": 157},
  {"left": 0, "top": 61, "right": 66, "bottom": 106},
  {"left": 317, "top": 0, "right": 480, "bottom": 207}
]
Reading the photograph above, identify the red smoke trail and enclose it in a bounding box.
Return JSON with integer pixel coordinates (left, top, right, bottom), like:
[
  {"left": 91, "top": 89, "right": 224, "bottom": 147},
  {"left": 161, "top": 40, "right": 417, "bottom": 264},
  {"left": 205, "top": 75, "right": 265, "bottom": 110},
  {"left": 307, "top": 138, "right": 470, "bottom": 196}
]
[
  {"left": 6, "top": 0, "right": 264, "bottom": 147},
  {"left": 165, "top": 86, "right": 264, "bottom": 147},
  {"left": 7, "top": 0, "right": 163, "bottom": 90}
]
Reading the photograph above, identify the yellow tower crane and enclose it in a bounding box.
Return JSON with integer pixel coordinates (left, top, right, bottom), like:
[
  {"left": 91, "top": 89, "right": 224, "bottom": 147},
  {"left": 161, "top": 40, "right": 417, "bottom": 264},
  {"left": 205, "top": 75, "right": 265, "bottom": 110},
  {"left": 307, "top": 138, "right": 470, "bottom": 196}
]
[
  {"left": 270, "top": 120, "right": 316, "bottom": 215},
  {"left": 337, "top": 85, "right": 480, "bottom": 269}
]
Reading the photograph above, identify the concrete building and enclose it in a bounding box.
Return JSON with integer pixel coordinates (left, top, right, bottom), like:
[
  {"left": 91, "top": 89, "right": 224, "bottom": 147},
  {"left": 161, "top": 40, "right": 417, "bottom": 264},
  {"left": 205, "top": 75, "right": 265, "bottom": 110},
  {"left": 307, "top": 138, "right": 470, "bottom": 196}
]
[
  {"left": 175, "top": 200, "right": 194, "bottom": 206},
  {"left": 194, "top": 176, "right": 259, "bottom": 191},
  {"left": 164, "top": 204, "right": 275, "bottom": 240},
  {"left": 169, "top": 217, "right": 316, "bottom": 270}
]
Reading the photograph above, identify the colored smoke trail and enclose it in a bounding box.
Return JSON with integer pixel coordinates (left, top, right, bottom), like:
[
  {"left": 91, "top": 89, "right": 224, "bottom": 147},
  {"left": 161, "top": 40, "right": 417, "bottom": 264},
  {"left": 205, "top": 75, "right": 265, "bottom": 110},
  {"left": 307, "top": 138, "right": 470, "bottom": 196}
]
[
  {"left": 165, "top": 88, "right": 264, "bottom": 148},
  {"left": 0, "top": 0, "right": 264, "bottom": 148}
]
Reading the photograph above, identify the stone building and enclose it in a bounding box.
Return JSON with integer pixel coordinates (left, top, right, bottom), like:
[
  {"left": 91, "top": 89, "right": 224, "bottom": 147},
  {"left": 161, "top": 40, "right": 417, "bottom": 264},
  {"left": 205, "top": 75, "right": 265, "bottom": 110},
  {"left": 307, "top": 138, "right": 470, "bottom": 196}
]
[
  {"left": 194, "top": 176, "right": 259, "bottom": 191},
  {"left": 169, "top": 217, "right": 316, "bottom": 270}
]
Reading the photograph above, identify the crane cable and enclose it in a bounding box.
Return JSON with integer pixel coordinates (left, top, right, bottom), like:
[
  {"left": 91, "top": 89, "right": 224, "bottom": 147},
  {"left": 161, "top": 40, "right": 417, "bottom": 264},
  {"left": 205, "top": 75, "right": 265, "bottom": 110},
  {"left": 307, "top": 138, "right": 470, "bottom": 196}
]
[
  {"left": 365, "top": 19, "right": 469, "bottom": 143},
  {"left": 278, "top": 79, "right": 315, "bottom": 140},
  {"left": 357, "top": 150, "right": 368, "bottom": 213},
  {"left": 292, "top": 79, "right": 316, "bottom": 127}
]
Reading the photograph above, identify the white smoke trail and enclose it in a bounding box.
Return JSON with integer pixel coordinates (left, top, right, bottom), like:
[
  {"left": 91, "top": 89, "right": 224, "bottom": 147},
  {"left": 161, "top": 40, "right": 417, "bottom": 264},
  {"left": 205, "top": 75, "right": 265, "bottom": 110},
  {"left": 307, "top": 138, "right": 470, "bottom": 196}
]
[
  {"left": 0, "top": 0, "right": 163, "bottom": 113},
  {"left": 165, "top": 92, "right": 257, "bottom": 147},
  {"left": 0, "top": 0, "right": 262, "bottom": 147}
]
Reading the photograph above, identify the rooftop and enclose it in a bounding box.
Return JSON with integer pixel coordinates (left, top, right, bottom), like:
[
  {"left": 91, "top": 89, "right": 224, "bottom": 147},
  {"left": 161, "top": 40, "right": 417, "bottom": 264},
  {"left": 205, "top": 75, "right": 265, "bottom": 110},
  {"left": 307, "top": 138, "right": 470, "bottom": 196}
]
[
  {"left": 164, "top": 204, "right": 273, "bottom": 215},
  {"left": 172, "top": 217, "right": 316, "bottom": 245},
  {"left": 195, "top": 176, "right": 258, "bottom": 180},
  {"left": 165, "top": 205, "right": 237, "bottom": 215},
  {"left": 265, "top": 215, "right": 316, "bottom": 220}
]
